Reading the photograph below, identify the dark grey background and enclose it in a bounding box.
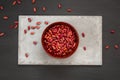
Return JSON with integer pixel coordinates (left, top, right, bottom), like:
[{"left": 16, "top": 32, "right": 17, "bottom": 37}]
[{"left": 0, "top": 0, "right": 120, "bottom": 80}]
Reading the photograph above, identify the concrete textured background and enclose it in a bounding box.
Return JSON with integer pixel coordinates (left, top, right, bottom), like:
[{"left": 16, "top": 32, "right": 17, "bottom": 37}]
[{"left": 18, "top": 16, "right": 102, "bottom": 65}]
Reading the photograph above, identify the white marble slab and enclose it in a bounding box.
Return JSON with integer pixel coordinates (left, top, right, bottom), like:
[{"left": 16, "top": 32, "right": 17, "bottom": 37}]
[{"left": 18, "top": 16, "right": 102, "bottom": 65}]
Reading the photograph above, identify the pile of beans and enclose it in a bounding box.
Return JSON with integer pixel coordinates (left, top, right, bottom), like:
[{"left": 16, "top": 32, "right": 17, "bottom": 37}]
[{"left": 42, "top": 22, "right": 79, "bottom": 58}]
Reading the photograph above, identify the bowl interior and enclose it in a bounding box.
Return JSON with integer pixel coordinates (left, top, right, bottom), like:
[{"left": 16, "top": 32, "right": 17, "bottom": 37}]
[{"left": 41, "top": 22, "right": 79, "bottom": 58}]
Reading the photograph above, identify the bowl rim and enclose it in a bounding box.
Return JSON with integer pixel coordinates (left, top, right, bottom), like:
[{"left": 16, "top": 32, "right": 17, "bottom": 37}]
[{"left": 41, "top": 21, "right": 79, "bottom": 59}]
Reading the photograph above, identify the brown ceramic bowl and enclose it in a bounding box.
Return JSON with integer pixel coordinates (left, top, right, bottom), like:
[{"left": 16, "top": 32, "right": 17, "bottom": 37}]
[{"left": 42, "top": 22, "right": 79, "bottom": 58}]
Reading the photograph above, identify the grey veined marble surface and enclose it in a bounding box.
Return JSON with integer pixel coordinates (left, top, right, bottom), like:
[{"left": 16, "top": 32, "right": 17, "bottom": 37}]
[{"left": 18, "top": 16, "right": 102, "bottom": 65}]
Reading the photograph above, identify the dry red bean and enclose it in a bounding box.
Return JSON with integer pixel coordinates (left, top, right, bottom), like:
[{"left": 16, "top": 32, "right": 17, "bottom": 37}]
[
  {"left": 33, "top": 7, "right": 37, "bottom": 13},
  {"left": 82, "top": 32, "right": 85, "bottom": 38},
  {"left": 44, "top": 21, "right": 48, "bottom": 25},
  {"left": 0, "top": 32, "right": 5, "bottom": 37},
  {"left": 0, "top": 5, "right": 4, "bottom": 10},
  {"left": 105, "top": 45, "right": 110, "bottom": 49},
  {"left": 10, "top": 25, "right": 15, "bottom": 29},
  {"left": 9, "top": 22, "right": 18, "bottom": 29},
  {"left": 31, "top": 26, "right": 36, "bottom": 29},
  {"left": 35, "top": 26, "right": 40, "bottom": 29},
  {"left": 13, "top": 24, "right": 18, "bottom": 29},
  {"left": 28, "top": 18, "right": 32, "bottom": 22},
  {"left": 110, "top": 30, "right": 115, "bottom": 34},
  {"left": 12, "top": 1, "right": 17, "bottom": 6},
  {"left": 24, "top": 29, "right": 27, "bottom": 34},
  {"left": 58, "top": 3, "right": 62, "bottom": 8},
  {"left": 25, "top": 53, "right": 29, "bottom": 58},
  {"left": 14, "top": 20, "right": 18, "bottom": 24},
  {"left": 3, "top": 16, "right": 8, "bottom": 20},
  {"left": 42, "top": 6, "right": 46, "bottom": 12},
  {"left": 36, "top": 21, "right": 41, "bottom": 25},
  {"left": 83, "top": 46, "right": 86, "bottom": 51},
  {"left": 28, "top": 26, "right": 31, "bottom": 30},
  {"left": 32, "top": 0, "right": 36, "bottom": 4},
  {"left": 67, "top": 8, "right": 72, "bottom": 12},
  {"left": 17, "top": 0, "right": 21, "bottom": 5},
  {"left": 14, "top": 21, "right": 18, "bottom": 28},
  {"left": 30, "top": 32, "right": 35, "bottom": 35},
  {"left": 33, "top": 41, "right": 37, "bottom": 45},
  {"left": 114, "top": 44, "right": 119, "bottom": 49}
]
